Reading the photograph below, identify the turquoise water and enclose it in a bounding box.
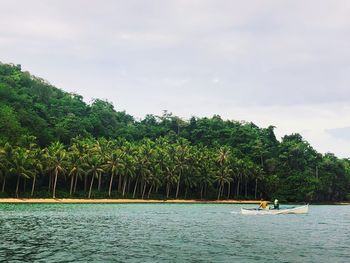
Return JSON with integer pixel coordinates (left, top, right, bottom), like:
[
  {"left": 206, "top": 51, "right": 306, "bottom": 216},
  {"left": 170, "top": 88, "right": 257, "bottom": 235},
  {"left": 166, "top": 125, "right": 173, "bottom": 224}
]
[{"left": 0, "top": 204, "right": 349, "bottom": 262}]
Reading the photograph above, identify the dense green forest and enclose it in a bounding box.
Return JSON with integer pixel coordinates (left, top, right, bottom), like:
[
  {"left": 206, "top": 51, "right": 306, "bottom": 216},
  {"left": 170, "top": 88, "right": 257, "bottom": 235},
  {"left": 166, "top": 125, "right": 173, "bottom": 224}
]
[{"left": 0, "top": 62, "right": 349, "bottom": 201}]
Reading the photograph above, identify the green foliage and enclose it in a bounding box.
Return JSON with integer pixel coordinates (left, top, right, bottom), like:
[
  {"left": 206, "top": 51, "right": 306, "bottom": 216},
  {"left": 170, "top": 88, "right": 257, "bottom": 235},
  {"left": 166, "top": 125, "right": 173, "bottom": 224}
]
[
  {"left": 0, "top": 103, "right": 24, "bottom": 144},
  {"left": 0, "top": 62, "right": 349, "bottom": 201}
]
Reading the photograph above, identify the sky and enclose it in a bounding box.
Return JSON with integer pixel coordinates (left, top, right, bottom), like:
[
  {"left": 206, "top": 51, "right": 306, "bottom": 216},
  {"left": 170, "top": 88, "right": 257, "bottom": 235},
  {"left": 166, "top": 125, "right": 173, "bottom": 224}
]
[{"left": 0, "top": 0, "right": 350, "bottom": 157}]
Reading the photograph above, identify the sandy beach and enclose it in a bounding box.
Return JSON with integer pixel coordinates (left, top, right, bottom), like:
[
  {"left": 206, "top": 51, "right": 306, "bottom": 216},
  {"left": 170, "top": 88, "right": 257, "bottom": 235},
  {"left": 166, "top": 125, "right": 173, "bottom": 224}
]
[
  {"left": 0, "top": 198, "right": 262, "bottom": 204},
  {"left": 0, "top": 199, "right": 348, "bottom": 204}
]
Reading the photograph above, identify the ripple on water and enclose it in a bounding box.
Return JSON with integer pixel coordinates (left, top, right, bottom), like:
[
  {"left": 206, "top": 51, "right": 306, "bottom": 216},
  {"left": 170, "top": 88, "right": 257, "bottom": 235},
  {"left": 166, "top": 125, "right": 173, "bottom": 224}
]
[{"left": 0, "top": 204, "right": 349, "bottom": 262}]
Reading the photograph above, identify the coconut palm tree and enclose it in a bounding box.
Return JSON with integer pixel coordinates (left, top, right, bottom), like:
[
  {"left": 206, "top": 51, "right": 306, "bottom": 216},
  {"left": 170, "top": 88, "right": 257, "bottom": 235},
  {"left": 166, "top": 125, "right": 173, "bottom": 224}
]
[
  {"left": 183, "top": 146, "right": 202, "bottom": 199},
  {"left": 132, "top": 141, "right": 152, "bottom": 199},
  {"left": 215, "top": 146, "right": 232, "bottom": 200},
  {"left": 194, "top": 147, "right": 215, "bottom": 199},
  {"left": 10, "top": 147, "right": 34, "bottom": 197},
  {"left": 234, "top": 158, "right": 245, "bottom": 199},
  {"left": 30, "top": 148, "right": 44, "bottom": 197},
  {"left": 0, "top": 143, "right": 14, "bottom": 192},
  {"left": 215, "top": 166, "right": 232, "bottom": 200},
  {"left": 67, "top": 149, "right": 86, "bottom": 196},
  {"left": 45, "top": 142, "right": 67, "bottom": 198},
  {"left": 121, "top": 152, "right": 136, "bottom": 197},
  {"left": 154, "top": 138, "right": 175, "bottom": 198},
  {"left": 174, "top": 139, "right": 190, "bottom": 198},
  {"left": 146, "top": 162, "right": 162, "bottom": 199},
  {"left": 140, "top": 145, "right": 154, "bottom": 199},
  {"left": 92, "top": 138, "right": 109, "bottom": 192},
  {"left": 103, "top": 149, "right": 125, "bottom": 197},
  {"left": 252, "top": 165, "right": 264, "bottom": 199},
  {"left": 86, "top": 155, "right": 104, "bottom": 198}
]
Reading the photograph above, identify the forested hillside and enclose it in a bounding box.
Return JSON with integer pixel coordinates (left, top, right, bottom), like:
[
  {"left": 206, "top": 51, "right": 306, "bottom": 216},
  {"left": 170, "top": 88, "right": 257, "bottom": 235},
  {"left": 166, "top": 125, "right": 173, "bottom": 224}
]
[{"left": 0, "top": 62, "right": 349, "bottom": 201}]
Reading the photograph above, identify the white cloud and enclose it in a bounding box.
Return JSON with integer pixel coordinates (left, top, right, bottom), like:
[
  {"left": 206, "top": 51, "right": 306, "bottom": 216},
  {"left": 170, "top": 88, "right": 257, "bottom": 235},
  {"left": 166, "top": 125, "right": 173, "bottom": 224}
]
[{"left": 1, "top": 0, "right": 350, "bottom": 156}]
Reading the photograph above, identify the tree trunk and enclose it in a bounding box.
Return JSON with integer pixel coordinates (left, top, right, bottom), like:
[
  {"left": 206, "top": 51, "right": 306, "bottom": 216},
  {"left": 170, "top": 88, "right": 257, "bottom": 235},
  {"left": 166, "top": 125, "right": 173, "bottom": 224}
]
[
  {"left": 2, "top": 177, "right": 6, "bottom": 192},
  {"left": 84, "top": 175, "right": 87, "bottom": 192},
  {"left": 31, "top": 176, "right": 36, "bottom": 197},
  {"left": 127, "top": 178, "right": 131, "bottom": 194},
  {"left": 200, "top": 184, "right": 203, "bottom": 200},
  {"left": 254, "top": 178, "right": 258, "bottom": 199},
  {"left": 122, "top": 177, "right": 127, "bottom": 197},
  {"left": 48, "top": 174, "right": 52, "bottom": 192},
  {"left": 141, "top": 182, "right": 147, "bottom": 199},
  {"left": 147, "top": 185, "right": 153, "bottom": 199},
  {"left": 140, "top": 180, "right": 144, "bottom": 195},
  {"left": 53, "top": 170, "right": 58, "bottom": 198},
  {"left": 217, "top": 184, "right": 222, "bottom": 200},
  {"left": 175, "top": 172, "right": 181, "bottom": 199},
  {"left": 15, "top": 175, "right": 20, "bottom": 197},
  {"left": 184, "top": 187, "right": 188, "bottom": 199},
  {"left": 108, "top": 173, "right": 115, "bottom": 197},
  {"left": 166, "top": 182, "right": 170, "bottom": 199},
  {"left": 236, "top": 178, "right": 240, "bottom": 199},
  {"left": 227, "top": 182, "right": 231, "bottom": 199},
  {"left": 98, "top": 173, "right": 102, "bottom": 191},
  {"left": 73, "top": 174, "right": 78, "bottom": 193},
  {"left": 132, "top": 177, "right": 139, "bottom": 198},
  {"left": 244, "top": 178, "right": 248, "bottom": 198},
  {"left": 118, "top": 174, "right": 122, "bottom": 192},
  {"left": 23, "top": 178, "right": 26, "bottom": 192},
  {"left": 88, "top": 174, "right": 95, "bottom": 198},
  {"left": 69, "top": 175, "right": 74, "bottom": 196}
]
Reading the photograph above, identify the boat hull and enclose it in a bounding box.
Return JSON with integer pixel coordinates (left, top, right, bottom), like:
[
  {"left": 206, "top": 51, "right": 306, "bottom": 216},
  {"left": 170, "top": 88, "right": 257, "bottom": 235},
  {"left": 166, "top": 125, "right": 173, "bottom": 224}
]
[{"left": 241, "top": 205, "right": 309, "bottom": 215}]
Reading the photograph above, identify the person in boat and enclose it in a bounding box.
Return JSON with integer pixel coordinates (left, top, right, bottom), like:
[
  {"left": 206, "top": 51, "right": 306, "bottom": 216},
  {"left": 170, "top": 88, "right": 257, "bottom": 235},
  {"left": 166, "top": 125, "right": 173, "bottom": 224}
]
[
  {"left": 259, "top": 200, "right": 269, "bottom": 210},
  {"left": 273, "top": 199, "right": 279, "bottom": 210}
]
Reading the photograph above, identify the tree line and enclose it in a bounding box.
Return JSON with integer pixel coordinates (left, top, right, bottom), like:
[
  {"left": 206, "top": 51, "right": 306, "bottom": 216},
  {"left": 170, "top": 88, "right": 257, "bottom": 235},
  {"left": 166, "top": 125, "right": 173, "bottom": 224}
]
[
  {"left": 1, "top": 135, "right": 349, "bottom": 201},
  {"left": 0, "top": 136, "right": 264, "bottom": 200},
  {"left": 0, "top": 62, "right": 349, "bottom": 201}
]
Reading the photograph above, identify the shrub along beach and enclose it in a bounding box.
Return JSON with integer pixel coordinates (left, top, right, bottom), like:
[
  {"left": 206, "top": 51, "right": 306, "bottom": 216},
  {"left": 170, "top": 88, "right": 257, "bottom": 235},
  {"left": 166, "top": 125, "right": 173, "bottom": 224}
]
[{"left": 0, "top": 62, "right": 349, "bottom": 202}]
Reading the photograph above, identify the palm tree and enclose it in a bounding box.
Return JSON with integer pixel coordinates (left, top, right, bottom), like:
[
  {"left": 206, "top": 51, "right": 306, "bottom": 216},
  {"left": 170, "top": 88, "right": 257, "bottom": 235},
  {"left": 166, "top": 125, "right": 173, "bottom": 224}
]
[
  {"left": 146, "top": 163, "right": 161, "bottom": 199},
  {"left": 234, "top": 158, "right": 245, "bottom": 199},
  {"left": 154, "top": 138, "right": 175, "bottom": 198},
  {"left": 164, "top": 166, "right": 176, "bottom": 198},
  {"left": 70, "top": 137, "right": 90, "bottom": 192},
  {"left": 103, "top": 150, "right": 125, "bottom": 197},
  {"left": 174, "top": 139, "right": 190, "bottom": 198},
  {"left": 30, "top": 148, "right": 44, "bottom": 197},
  {"left": 195, "top": 147, "right": 215, "bottom": 199},
  {"left": 67, "top": 149, "right": 86, "bottom": 196},
  {"left": 0, "top": 143, "right": 14, "bottom": 193},
  {"left": 86, "top": 155, "right": 104, "bottom": 198},
  {"left": 215, "top": 146, "right": 232, "bottom": 200},
  {"left": 242, "top": 159, "right": 260, "bottom": 198},
  {"left": 183, "top": 146, "right": 202, "bottom": 199},
  {"left": 215, "top": 166, "right": 232, "bottom": 200},
  {"left": 252, "top": 165, "right": 264, "bottom": 199},
  {"left": 140, "top": 146, "right": 153, "bottom": 199},
  {"left": 45, "top": 142, "right": 67, "bottom": 198},
  {"left": 121, "top": 153, "right": 135, "bottom": 197},
  {"left": 10, "top": 147, "right": 34, "bottom": 197},
  {"left": 92, "top": 138, "right": 109, "bottom": 192},
  {"left": 132, "top": 142, "right": 152, "bottom": 199}
]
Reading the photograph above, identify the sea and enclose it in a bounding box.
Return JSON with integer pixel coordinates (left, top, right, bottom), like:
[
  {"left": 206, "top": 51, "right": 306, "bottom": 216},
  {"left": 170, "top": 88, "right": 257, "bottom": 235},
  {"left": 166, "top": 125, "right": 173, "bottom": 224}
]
[{"left": 0, "top": 204, "right": 349, "bottom": 262}]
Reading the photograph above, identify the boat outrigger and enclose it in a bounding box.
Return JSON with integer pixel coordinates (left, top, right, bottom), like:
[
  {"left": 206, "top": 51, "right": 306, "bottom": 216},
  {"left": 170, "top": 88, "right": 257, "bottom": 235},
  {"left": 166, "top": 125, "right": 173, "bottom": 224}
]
[{"left": 241, "top": 204, "right": 309, "bottom": 215}]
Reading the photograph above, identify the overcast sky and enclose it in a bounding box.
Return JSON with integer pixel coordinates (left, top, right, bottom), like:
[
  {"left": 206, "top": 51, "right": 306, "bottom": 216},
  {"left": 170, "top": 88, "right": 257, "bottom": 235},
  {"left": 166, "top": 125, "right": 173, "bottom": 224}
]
[{"left": 1, "top": 0, "right": 350, "bottom": 157}]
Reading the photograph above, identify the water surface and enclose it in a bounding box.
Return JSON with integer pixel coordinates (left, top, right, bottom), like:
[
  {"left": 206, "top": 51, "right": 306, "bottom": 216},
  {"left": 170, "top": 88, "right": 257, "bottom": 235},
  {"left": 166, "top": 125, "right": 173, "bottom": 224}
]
[{"left": 0, "top": 204, "right": 349, "bottom": 262}]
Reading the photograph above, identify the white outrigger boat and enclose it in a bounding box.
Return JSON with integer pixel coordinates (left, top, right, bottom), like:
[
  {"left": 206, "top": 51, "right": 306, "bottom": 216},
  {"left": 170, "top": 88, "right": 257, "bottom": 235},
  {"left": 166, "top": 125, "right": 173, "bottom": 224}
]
[{"left": 241, "top": 204, "right": 309, "bottom": 215}]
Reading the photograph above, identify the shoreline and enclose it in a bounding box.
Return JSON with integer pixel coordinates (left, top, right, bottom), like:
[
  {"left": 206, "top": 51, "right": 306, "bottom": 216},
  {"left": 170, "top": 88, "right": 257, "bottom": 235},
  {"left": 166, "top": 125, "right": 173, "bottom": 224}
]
[
  {"left": 0, "top": 198, "right": 348, "bottom": 205},
  {"left": 0, "top": 198, "right": 262, "bottom": 204}
]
